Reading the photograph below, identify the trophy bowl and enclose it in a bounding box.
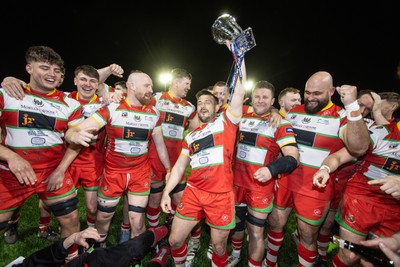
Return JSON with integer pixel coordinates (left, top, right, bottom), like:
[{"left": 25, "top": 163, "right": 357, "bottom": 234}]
[
  {"left": 211, "top": 14, "right": 243, "bottom": 45},
  {"left": 211, "top": 14, "right": 256, "bottom": 55}
]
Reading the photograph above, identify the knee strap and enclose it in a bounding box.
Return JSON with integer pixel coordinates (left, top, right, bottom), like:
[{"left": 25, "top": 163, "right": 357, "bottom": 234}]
[
  {"left": 171, "top": 183, "right": 186, "bottom": 194},
  {"left": 48, "top": 197, "right": 78, "bottom": 217},
  {"left": 97, "top": 197, "right": 119, "bottom": 213},
  {"left": 0, "top": 221, "right": 8, "bottom": 231},
  {"left": 97, "top": 204, "right": 117, "bottom": 213},
  {"left": 247, "top": 212, "right": 266, "bottom": 228},
  {"left": 150, "top": 183, "right": 165, "bottom": 194},
  {"left": 129, "top": 205, "right": 146, "bottom": 213},
  {"left": 235, "top": 204, "right": 247, "bottom": 231}
]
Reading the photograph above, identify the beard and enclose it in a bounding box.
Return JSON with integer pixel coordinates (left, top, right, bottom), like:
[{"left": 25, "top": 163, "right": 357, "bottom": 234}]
[
  {"left": 140, "top": 98, "right": 151, "bottom": 105},
  {"left": 304, "top": 97, "right": 329, "bottom": 114},
  {"left": 198, "top": 108, "right": 215, "bottom": 123},
  {"left": 137, "top": 93, "right": 151, "bottom": 105}
]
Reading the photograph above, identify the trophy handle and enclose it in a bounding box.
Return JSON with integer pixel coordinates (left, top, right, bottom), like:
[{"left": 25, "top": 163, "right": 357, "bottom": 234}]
[{"left": 232, "top": 27, "right": 256, "bottom": 58}]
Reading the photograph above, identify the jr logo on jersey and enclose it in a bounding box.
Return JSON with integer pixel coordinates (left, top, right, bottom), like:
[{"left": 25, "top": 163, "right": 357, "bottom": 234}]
[
  {"left": 21, "top": 114, "right": 35, "bottom": 126},
  {"left": 125, "top": 129, "right": 135, "bottom": 138},
  {"left": 123, "top": 127, "right": 149, "bottom": 141},
  {"left": 293, "top": 128, "right": 316, "bottom": 147},
  {"left": 18, "top": 111, "right": 56, "bottom": 131},
  {"left": 384, "top": 158, "right": 400, "bottom": 174},
  {"left": 238, "top": 131, "right": 257, "bottom": 146},
  {"left": 164, "top": 112, "right": 184, "bottom": 126},
  {"left": 191, "top": 135, "right": 215, "bottom": 154}
]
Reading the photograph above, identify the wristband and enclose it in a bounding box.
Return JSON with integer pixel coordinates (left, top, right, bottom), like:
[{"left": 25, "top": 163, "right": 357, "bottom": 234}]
[
  {"left": 344, "top": 100, "right": 360, "bottom": 112},
  {"left": 319, "top": 165, "right": 331, "bottom": 174},
  {"left": 347, "top": 114, "right": 362, "bottom": 121}
]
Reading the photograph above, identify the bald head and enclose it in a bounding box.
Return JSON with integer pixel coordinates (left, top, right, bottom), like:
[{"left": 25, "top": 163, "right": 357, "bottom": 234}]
[
  {"left": 306, "top": 71, "right": 333, "bottom": 90},
  {"left": 126, "top": 70, "right": 153, "bottom": 105},
  {"left": 127, "top": 71, "right": 151, "bottom": 84},
  {"left": 304, "top": 71, "right": 334, "bottom": 114}
]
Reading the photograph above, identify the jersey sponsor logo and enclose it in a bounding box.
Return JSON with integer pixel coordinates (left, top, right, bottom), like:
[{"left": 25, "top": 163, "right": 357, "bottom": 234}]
[
  {"left": 81, "top": 103, "right": 103, "bottom": 118},
  {"left": 20, "top": 104, "right": 56, "bottom": 116},
  {"left": 238, "top": 144, "right": 250, "bottom": 159},
  {"left": 383, "top": 157, "right": 400, "bottom": 174},
  {"left": 168, "top": 129, "right": 178, "bottom": 137},
  {"left": 144, "top": 116, "right": 154, "bottom": 122},
  {"left": 130, "top": 147, "right": 141, "bottom": 154},
  {"left": 238, "top": 130, "right": 257, "bottom": 146},
  {"left": 49, "top": 102, "right": 61, "bottom": 111},
  {"left": 123, "top": 127, "right": 149, "bottom": 141},
  {"left": 293, "top": 128, "right": 316, "bottom": 147},
  {"left": 389, "top": 143, "right": 399, "bottom": 149},
  {"left": 191, "top": 134, "right": 215, "bottom": 154},
  {"left": 33, "top": 98, "right": 44, "bottom": 107},
  {"left": 28, "top": 129, "right": 47, "bottom": 136},
  {"left": 317, "top": 118, "right": 329, "bottom": 125},
  {"left": 31, "top": 137, "right": 46, "bottom": 145},
  {"left": 18, "top": 111, "right": 56, "bottom": 131},
  {"left": 164, "top": 112, "right": 184, "bottom": 126},
  {"left": 302, "top": 117, "right": 311, "bottom": 124},
  {"left": 134, "top": 115, "right": 141, "bottom": 122},
  {"left": 199, "top": 157, "right": 209, "bottom": 164}
]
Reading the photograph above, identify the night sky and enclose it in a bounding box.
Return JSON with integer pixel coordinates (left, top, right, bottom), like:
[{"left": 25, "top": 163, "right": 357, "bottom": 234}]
[{"left": 1, "top": 1, "right": 399, "bottom": 107}]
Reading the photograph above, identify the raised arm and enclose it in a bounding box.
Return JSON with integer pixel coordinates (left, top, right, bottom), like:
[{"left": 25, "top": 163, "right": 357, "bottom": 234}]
[
  {"left": 97, "top": 63, "right": 124, "bottom": 84},
  {"left": 96, "top": 64, "right": 124, "bottom": 97},
  {"left": 227, "top": 40, "right": 247, "bottom": 118},
  {"left": 337, "top": 85, "right": 370, "bottom": 156}
]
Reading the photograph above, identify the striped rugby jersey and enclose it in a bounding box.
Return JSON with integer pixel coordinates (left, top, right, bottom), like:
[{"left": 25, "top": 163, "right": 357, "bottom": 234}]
[{"left": 0, "top": 86, "right": 83, "bottom": 170}]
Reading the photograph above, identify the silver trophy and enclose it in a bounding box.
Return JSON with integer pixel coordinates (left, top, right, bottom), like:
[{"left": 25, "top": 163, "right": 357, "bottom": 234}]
[
  {"left": 212, "top": 14, "right": 255, "bottom": 101},
  {"left": 212, "top": 14, "right": 256, "bottom": 56}
]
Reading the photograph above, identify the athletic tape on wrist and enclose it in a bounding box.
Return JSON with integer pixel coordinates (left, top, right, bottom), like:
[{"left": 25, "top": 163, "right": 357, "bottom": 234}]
[
  {"left": 347, "top": 114, "right": 362, "bottom": 121},
  {"left": 319, "top": 165, "right": 331, "bottom": 173},
  {"left": 345, "top": 100, "right": 360, "bottom": 112}
]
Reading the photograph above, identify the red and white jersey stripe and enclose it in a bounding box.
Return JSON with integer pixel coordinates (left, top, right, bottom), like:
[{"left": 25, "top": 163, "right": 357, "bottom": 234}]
[
  {"left": 91, "top": 99, "right": 161, "bottom": 172},
  {"left": 0, "top": 87, "right": 83, "bottom": 170}
]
